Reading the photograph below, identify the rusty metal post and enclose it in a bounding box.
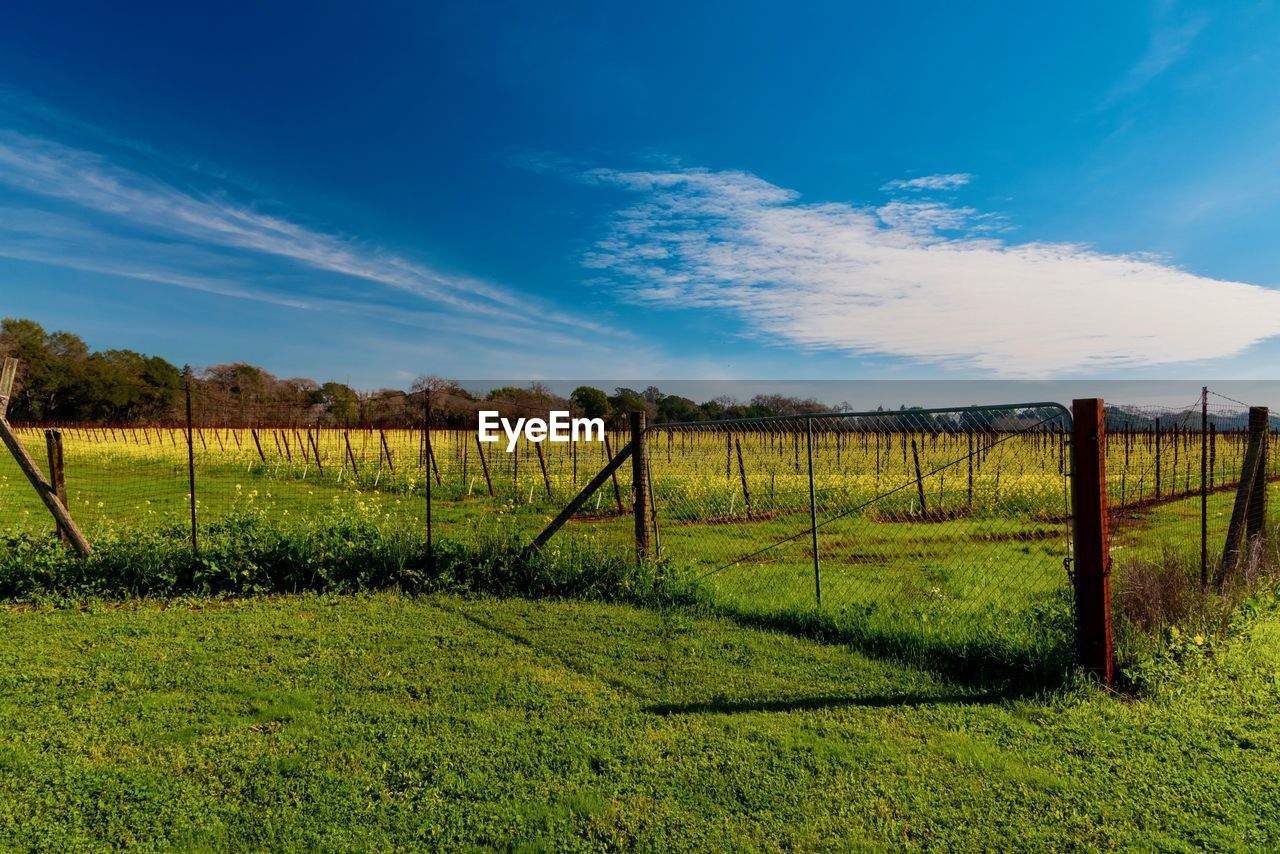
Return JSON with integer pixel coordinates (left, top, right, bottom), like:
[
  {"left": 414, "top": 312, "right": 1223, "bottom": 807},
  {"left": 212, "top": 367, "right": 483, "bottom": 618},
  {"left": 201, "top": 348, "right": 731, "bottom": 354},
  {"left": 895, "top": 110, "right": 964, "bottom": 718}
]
[{"left": 1071, "top": 398, "right": 1114, "bottom": 686}]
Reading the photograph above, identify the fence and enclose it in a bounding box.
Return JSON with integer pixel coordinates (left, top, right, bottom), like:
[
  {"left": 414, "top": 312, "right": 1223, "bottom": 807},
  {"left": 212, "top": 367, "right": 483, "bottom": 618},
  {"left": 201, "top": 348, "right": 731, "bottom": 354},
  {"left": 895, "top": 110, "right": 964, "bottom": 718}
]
[
  {"left": 2, "top": 379, "right": 1278, "bottom": 686},
  {"left": 636, "top": 404, "right": 1074, "bottom": 645},
  {"left": 1104, "top": 390, "right": 1280, "bottom": 590},
  {"left": 0, "top": 383, "right": 641, "bottom": 555}
]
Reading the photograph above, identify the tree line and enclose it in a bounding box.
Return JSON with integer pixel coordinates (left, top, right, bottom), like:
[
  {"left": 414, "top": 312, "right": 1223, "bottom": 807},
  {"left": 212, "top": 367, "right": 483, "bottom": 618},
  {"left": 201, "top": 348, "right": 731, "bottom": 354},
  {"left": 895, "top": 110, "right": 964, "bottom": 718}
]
[{"left": 0, "top": 317, "right": 843, "bottom": 427}]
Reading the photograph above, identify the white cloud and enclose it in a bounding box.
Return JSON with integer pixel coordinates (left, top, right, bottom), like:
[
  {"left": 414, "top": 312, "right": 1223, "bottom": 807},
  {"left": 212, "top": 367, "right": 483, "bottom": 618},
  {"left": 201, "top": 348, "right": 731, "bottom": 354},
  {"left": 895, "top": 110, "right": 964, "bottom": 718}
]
[
  {"left": 881, "top": 173, "right": 972, "bottom": 191},
  {"left": 584, "top": 167, "right": 1280, "bottom": 375}
]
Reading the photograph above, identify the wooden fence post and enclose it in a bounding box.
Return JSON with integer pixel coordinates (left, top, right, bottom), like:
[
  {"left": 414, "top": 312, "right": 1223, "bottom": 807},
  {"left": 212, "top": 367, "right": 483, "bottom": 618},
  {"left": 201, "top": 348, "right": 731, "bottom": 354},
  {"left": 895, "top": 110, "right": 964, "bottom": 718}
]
[
  {"left": 44, "top": 429, "right": 69, "bottom": 546},
  {"left": 527, "top": 436, "right": 636, "bottom": 554},
  {"left": 911, "top": 438, "right": 927, "bottom": 516},
  {"left": 308, "top": 430, "right": 323, "bottom": 473},
  {"left": 806, "top": 417, "right": 821, "bottom": 607},
  {"left": 380, "top": 430, "right": 395, "bottom": 473},
  {"left": 344, "top": 431, "right": 360, "bottom": 478},
  {"left": 734, "top": 437, "right": 752, "bottom": 520},
  {"left": 604, "top": 434, "right": 625, "bottom": 514},
  {"left": 631, "top": 411, "right": 650, "bottom": 562},
  {"left": 1219, "top": 406, "right": 1269, "bottom": 586},
  {"left": 474, "top": 433, "right": 494, "bottom": 497},
  {"left": 0, "top": 418, "right": 91, "bottom": 556},
  {"left": 535, "top": 442, "right": 552, "bottom": 499},
  {"left": 1071, "top": 398, "right": 1114, "bottom": 686}
]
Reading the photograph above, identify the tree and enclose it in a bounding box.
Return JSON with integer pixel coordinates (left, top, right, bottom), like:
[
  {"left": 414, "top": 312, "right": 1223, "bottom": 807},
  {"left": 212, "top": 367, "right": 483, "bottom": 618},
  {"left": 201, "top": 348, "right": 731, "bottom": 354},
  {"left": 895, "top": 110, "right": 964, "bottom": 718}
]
[
  {"left": 569, "top": 386, "right": 611, "bottom": 420},
  {"left": 657, "top": 394, "right": 700, "bottom": 423},
  {"left": 201, "top": 363, "right": 276, "bottom": 401},
  {"left": 700, "top": 396, "right": 745, "bottom": 420},
  {"left": 318, "top": 381, "right": 359, "bottom": 423},
  {"left": 0, "top": 318, "right": 84, "bottom": 419},
  {"left": 411, "top": 375, "right": 466, "bottom": 396},
  {"left": 609, "top": 387, "right": 655, "bottom": 425}
]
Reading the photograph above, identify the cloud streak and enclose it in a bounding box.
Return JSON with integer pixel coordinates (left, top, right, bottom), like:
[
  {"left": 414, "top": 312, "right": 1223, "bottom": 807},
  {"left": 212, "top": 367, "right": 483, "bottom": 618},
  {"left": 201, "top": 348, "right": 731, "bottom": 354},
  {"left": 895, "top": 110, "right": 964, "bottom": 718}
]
[
  {"left": 583, "top": 167, "right": 1280, "bottom": 375},
  {"left": 0, "top": 128, "right": 617, "bottom": 340},
  {"left": 881, "top": 173, "right": 972, "bottom": 191},
  {"left": 1097, "top": 10, "right": 1210, "bottom": 109}
]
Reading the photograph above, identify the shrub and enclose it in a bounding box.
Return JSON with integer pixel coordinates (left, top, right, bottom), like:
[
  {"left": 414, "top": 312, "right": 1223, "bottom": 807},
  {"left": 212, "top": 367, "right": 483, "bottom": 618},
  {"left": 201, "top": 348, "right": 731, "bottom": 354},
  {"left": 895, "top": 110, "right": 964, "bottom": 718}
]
[{"left": 0, "top": 511, "right": 690, "bottom": 606}]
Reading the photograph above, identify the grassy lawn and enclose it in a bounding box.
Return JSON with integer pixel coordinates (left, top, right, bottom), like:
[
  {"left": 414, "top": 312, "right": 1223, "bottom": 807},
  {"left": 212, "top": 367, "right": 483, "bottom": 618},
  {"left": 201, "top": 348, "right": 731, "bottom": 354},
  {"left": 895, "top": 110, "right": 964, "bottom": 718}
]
[{"left": 0, "top": 593, "right": 1277, "bottom": 850}]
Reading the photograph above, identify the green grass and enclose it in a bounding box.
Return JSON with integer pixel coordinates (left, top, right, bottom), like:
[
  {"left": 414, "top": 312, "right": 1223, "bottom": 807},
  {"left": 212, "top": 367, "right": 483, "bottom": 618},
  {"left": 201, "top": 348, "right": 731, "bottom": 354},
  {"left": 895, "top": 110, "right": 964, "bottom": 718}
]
[{"left": 0, "top": 592, "right": 1277, "bottom": 850}]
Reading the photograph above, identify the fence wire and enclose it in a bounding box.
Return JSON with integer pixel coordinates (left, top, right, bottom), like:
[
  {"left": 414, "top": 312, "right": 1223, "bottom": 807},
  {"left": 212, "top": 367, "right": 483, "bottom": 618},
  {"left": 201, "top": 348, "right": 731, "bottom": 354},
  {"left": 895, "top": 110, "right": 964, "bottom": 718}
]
[
  {"left": 3, "top": 383, "right": 1277, "bottom": 667},
  {"left": 642, "top": 405, "right": 1075, "bottom": 644},
  {"left": 1104, "top": 399, "right": 1279, "bottom": 588},
  {"left": 0, "top": 385, "right": 638, "bottom": 556}
]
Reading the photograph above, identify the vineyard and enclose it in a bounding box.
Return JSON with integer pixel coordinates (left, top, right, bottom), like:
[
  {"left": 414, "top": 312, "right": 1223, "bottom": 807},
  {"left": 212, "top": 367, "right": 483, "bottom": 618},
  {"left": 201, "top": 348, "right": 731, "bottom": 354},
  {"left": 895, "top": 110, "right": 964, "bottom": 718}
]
[
  {"left": 3, "top": 392, "right": 1277, "bottom": 683},
  {"left": 6, "top": 411, "right": 1270, "bottom": 533}
]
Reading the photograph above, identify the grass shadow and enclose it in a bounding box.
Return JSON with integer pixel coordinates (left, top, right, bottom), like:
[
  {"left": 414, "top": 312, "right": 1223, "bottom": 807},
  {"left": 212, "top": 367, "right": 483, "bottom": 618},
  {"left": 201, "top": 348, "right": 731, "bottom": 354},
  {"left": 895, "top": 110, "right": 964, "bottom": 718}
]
[
  {"left": 688, "top": 599, "right": 1076, "bottom": 697},
  {"left": 645, "top": 689, "right": 1008, "bottom": 716}
]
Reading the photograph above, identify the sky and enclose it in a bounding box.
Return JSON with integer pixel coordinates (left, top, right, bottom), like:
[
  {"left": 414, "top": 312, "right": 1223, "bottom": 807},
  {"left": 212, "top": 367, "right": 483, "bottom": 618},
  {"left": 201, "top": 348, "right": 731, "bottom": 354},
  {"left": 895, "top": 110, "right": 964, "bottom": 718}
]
[{"left": 1, "top": 1, "right": 1280, "bottom": 390}]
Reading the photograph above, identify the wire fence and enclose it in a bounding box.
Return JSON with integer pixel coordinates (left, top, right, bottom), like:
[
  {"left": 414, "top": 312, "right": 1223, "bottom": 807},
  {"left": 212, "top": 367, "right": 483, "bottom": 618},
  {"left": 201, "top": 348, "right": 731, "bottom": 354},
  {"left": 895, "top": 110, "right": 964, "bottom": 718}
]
[
  {"left": 1104, "top": 394, "right": 1280, "bottom": 588},
  {"left": 2, "top": 382, "right": 1277, "bottom": 676},
  {"left": 0, "top": 384, "right": 641, "bottom": 555},
  {"left": 639, "top": 405, "right": 1075, "bottom": 650}
]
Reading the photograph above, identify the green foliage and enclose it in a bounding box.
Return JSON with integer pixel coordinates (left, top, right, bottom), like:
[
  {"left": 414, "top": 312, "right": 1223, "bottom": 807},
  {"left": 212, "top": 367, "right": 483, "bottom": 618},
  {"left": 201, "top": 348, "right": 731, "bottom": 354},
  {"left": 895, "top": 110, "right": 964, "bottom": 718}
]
[
  {"left": 569, "top": 385, "right": 610, "bottom": 419},
  {"left": 0, "top": 513, "right": 688, "bottom": 606},
  {"left": 0, "top": 317, "right": 182, "bottom": 421}
]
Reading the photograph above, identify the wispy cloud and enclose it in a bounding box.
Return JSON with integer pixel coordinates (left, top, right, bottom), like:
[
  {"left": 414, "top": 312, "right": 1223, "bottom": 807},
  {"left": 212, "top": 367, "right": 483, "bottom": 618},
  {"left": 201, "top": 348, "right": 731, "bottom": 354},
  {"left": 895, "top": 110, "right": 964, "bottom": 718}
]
[
  {"left": 881, "top": 173, "right": 972, "bottom": 192},
  {"left": 1097, "top": 9, "right": 1211, "bottom": 109},
  {"left": 583, "top": 166, "right": 1280, "bottom": 375},
  {"left": 0, "top": 127, "right": 618, "bottom": 342}
]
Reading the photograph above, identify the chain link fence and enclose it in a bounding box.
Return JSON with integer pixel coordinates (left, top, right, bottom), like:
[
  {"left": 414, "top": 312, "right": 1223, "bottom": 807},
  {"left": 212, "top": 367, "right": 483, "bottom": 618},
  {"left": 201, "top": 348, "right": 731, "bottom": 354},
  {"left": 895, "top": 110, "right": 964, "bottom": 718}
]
[
  {"left": 0, "top": 383, "right": 640, "bottom": 556},
  {"left": 639, "top": 405, "right": 1076, "bottom": 667},
  {"left": 3, "top": 379, "right": 1277, "bottom": 681},
  {"left": 1104, "top": 394, "right": 1279, "bottom": 587}
]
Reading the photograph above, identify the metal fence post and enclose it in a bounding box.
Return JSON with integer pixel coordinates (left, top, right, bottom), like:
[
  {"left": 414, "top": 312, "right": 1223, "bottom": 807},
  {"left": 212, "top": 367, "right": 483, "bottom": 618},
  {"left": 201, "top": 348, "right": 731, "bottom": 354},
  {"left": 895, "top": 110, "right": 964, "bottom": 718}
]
[
  {"left": 425, "top": 391, "right": 434, "bottom": 570},
  {"left": 1071, "top": 398, "right": 1114, "bottom": 685},
  {"left": 1200, "top": 387, "right": 1208, "bottom": 590},
  {"left": 1246, "top": 408, "right": 1269, "bottom": 547},
  {"left": 806, "top": 416, "right": 821, "bottom": 607},
  {"left": 631, "top": 411, "right": 650, "bottom": 563},
  {"left": 183, "top": 369, "right": 198, "bottom": 561}
]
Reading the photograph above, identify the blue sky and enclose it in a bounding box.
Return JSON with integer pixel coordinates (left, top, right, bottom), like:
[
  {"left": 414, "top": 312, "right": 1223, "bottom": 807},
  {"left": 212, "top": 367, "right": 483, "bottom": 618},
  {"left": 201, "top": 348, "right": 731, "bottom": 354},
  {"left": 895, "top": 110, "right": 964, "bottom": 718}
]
[{"left": 2, "top": 1, "right": 1280, "bottom": 388}]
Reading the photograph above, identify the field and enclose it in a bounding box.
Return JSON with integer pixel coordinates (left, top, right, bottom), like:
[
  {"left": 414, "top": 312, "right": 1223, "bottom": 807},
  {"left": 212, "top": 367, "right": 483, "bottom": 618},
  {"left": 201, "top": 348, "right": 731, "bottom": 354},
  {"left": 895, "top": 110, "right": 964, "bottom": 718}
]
[
  {"left": 2, "top": 418, "right": 1277, "bottom": 671},
  {"left": 0, "top": 591, "right": 1278, "bottom": 849},
  {"left": 1, "top": 416, "right": 1279, "bottom": 847},
  {"left": 2, "top": 419, "right": 1268, "bottom": 534}
]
